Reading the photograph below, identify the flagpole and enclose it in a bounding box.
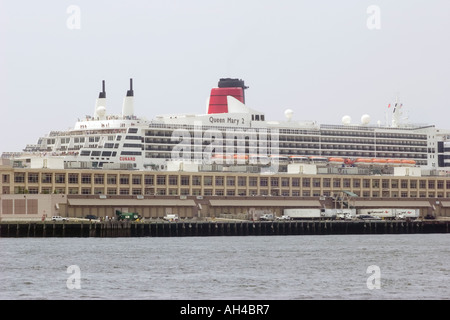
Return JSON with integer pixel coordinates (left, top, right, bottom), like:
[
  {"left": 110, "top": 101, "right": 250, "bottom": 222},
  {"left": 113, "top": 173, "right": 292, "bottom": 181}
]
[{"left": 385, "top": 108, "right": 388, "bottom": 126}]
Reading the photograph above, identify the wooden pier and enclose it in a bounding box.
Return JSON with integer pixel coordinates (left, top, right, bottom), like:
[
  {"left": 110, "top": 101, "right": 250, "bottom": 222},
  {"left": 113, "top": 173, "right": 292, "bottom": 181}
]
[{"left": 0, "top": 219, "right": 449, "bottom": 237}]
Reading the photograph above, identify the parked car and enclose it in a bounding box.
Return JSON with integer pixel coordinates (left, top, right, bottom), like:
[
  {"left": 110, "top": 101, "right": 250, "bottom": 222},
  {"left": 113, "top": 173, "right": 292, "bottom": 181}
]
[
  {"left": 52, "top": 216, "right": 68, "bottom": 221},
  {"left": 276, "top": 215, "right": 291, "bottom": 220},
  {"left": 85, "top": 215, "right": 98, "bottom": 220},
  {"left": 337, "top": 213, "right": 354, "bottom": 220}
]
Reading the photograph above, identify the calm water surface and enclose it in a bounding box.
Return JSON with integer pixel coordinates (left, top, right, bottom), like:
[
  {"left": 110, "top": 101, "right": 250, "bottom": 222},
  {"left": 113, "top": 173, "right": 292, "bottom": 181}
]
[{"left": 0, "top": 234, "right": 449, "bottom": 300}]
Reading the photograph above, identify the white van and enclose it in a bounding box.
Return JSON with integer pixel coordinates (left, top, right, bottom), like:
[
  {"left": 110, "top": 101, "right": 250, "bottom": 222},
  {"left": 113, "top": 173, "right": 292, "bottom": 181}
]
[
  {"left": 163, "top": 214, "right": 179, "bottom": 222},
  {"left": 52, "top": 216, "right": 68, "bottom": 221}
]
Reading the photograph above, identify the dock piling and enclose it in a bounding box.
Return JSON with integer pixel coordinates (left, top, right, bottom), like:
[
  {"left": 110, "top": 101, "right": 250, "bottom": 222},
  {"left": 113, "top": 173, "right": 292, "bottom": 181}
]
[{"left": 0, "top": 220, "right": 449, "bottom": 237}]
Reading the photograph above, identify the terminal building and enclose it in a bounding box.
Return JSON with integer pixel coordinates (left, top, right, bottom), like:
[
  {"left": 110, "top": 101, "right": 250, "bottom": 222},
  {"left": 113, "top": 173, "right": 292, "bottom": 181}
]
[{"left": 1, "top": 164, "right": 450, "bottom": 220}]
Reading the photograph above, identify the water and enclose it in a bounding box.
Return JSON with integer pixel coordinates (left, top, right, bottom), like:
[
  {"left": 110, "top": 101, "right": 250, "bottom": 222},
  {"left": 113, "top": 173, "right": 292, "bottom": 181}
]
[{"left": 0, "top": 234, "right": 449, "bottom": 300}]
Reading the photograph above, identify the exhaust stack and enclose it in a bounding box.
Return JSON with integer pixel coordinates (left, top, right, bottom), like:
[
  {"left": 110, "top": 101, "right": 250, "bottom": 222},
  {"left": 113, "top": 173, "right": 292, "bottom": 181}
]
[
  {"left": 94, "top": 80, "right": 107, "bottom": 119},
  {"left": 207, "top": 78, "right": 248, "bottom": 114},
  {"left": 122, "top": 78, "right": 134, "bottom": 118}
]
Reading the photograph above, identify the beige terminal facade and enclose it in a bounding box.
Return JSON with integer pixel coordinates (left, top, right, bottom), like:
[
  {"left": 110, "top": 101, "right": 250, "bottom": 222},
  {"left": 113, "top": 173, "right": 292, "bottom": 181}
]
[{"left": 2, "top": 164, "right": 450, "bottom": 220}]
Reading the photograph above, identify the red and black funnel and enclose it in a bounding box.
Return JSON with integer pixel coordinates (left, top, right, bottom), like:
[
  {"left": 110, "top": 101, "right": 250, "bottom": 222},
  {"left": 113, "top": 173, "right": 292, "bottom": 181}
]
[{"left": 207, "top": 78, "right": 248, "bottom": 114}]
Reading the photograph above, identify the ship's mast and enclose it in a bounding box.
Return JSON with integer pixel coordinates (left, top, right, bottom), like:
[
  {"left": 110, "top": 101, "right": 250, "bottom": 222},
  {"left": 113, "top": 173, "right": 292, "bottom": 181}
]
[{"left": 391, "top": 93, "right": 402, "bottom": 128}]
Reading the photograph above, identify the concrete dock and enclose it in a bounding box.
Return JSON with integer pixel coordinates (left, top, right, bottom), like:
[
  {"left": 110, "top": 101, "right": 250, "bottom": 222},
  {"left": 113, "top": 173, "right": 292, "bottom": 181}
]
[{"left": 0, "top": 219, "right": 448, "bottom": 237}]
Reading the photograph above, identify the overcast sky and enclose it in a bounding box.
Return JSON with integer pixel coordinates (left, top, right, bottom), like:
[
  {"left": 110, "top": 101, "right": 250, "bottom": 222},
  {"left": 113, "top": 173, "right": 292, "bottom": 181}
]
[{"left": 1, "top": 0, "right": 449, "bottom": 152}]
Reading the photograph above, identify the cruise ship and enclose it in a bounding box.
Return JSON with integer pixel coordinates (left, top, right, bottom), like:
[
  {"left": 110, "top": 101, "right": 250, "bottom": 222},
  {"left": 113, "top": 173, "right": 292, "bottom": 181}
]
[{"left": 3, "top": 78, "right": 450, "bottom": 173}]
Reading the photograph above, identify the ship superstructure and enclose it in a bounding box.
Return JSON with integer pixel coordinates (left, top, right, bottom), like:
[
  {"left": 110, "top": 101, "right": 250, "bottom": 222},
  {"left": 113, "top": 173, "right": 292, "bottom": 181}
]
[{"left": 2, "top": 78, "right": 450, "bottom": 172}]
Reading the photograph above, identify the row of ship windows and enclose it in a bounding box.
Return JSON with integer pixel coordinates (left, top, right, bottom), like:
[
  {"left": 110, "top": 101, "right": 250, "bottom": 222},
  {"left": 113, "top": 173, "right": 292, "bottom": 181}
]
[
  {"left": 38, "top": 145, "right": 430, "bottom": 156},
  {"left": 80, "top": 151, "right": 141, "bottom": 157},
  {"left": 143, "top": 136, "right": 428, "bottom": 147},
  {"left": 145, "top": 127, "right": 428, "bottom": 140},
  {"left": 44, "top": 133, "right": 429, "bottom": 146},
  {"left": 144, "top": 134, "right": 427, "bottom": 144},
  {"left": 144, "top": 150, "right": 426, "bottom": 158},
  {"left": 143, "top": 144, "right": 428, "bottom": 153},
  {"left": 320, "top": 131, "right": 427, "bottom": 140},
  {"left": 42, "top": 145, "right": 429, "bottom": 157},
  {"left": 81, "top": 151, "right": 117, "bottom": 157},
  {"left": 45, "top": 136, "right": 120, "bottom": 145},
  {"left": 44, "top": 134, "right": 143, "bottom": 145},
  {"left": 144, "top": 127, "right": 427, "bottom": 140}
]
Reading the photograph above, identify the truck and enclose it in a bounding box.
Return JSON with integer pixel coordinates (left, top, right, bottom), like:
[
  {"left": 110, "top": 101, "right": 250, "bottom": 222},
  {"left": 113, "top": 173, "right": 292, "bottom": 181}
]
[
  {"left": 357, "top": 208, "right": 420, "bottom": 220},
  {"left": 335, "top": 209, "right": 356, "bottom": 220},
  {"left": 115, "top": 210, "right": 141, "bottom": 221},
  {"left": 260, "top": 213, "right": 274, "bottom": 221},
  {"left": 357, "top": 208, "right": 395, "bottom": 220},
  {"left": 394, "top": 209, "right": 420, "bottom": 220},
  {"left": 283, "top": 208, "right": 324, "bottom": 220},
  {"left": 163, "top": 214, "right": 179, "bottom": 222}
]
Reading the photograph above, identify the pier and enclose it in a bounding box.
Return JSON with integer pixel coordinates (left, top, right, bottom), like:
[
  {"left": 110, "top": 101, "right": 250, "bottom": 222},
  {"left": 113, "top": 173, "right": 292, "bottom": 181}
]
[{"left": 0, "top": 219, "right": 448, "bottom": 238}]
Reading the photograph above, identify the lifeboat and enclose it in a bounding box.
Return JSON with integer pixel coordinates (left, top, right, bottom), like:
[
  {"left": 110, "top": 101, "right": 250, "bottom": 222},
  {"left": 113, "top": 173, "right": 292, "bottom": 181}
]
[
  {"left": 386, "top": 159, "right": 402, "bottom": 166},
  {"left": 289, "top": 155, "right": 309, "bottom": 163},
  {"left": 344, "top": 158, "right": 355, "bottom": 165},
  {"left": 354, "top": 158, "right": 372, "bottom": 166},
  {"left": 372, "top": 158, "right": 387, "bottom": 166},
  {"left": 212, "top": 154, "right": 233, "bottom": 160},
  {"left": 233, "top": 154, "right": 248, "bottom": 160},
  {"left": 328, "top": 157, "right": 345, "bottom": 165},
  {"left": 401, "top": 159, "right": 416, "bottom": 166}
]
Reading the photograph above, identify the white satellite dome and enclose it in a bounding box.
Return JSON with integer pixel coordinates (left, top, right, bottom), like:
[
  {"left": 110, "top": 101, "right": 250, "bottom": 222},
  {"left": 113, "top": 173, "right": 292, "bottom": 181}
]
[
  {"left": 361, "top": 114, "right": 371, "bottom": 125},
  {"left": 96, "top": 106, "right": 106, "bottom": 117},
  {"left": 342, "top": 115, "right": 351, "bottom": 125},
  {"left": 284, "top": 109, "right": 294, "bottom": 121}
]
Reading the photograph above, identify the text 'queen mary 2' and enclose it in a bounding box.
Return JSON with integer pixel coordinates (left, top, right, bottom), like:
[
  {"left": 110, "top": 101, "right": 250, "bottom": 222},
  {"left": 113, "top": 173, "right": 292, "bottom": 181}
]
[{"left": 3, "top": 78, "right": 450, "bottom": 173}]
